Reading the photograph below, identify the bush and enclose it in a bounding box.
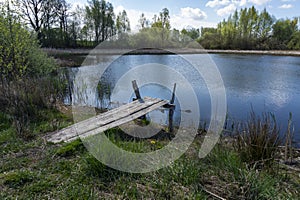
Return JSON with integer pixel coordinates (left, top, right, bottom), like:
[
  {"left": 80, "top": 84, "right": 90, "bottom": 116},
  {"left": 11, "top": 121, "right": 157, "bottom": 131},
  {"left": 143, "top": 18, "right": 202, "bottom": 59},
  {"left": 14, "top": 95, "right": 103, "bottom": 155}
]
[{"left": 0, "top": 7, "right": 63, "bottom": 138}]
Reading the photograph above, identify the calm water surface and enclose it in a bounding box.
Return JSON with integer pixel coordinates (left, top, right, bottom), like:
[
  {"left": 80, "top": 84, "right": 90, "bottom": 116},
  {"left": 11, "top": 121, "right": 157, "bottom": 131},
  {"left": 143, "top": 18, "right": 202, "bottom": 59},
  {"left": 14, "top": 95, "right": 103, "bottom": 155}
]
[{"left": 67, "top": 54, "right": 300, "bottom": 145}]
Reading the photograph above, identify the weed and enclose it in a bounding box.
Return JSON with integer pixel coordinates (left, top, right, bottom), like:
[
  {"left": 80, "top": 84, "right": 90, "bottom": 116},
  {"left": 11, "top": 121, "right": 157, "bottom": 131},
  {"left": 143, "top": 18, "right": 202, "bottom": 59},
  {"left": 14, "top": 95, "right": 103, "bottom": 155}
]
[
  {"left": 56, "top": 139, "right": 85, "bottom": 157},
  {"left": 234, "top": 112, "right": 281, "bottom": 168},
  {"left": 1, "top": 170, "right": 34, "bottom": 188}
]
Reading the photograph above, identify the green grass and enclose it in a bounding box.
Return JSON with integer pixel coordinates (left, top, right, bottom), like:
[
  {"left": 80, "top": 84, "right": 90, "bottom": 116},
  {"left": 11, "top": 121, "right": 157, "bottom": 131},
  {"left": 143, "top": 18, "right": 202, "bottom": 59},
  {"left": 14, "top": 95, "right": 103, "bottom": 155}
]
[{"left": 0, "top": 111, "right": 299, "bottom": 199}]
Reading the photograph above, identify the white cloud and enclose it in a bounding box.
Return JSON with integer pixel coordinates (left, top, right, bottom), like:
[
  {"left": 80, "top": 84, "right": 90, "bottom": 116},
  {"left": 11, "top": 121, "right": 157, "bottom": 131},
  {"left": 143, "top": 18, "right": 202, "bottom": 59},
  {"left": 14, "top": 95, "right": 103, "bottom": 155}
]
[
  {"left": 205, "top": 0, "right": 260, "bottom": 8},
  {"left": 279, "top": 4, "right": 293, "bottom": 9},
  {"left": 115, "top": 5, "right": 125, "bottom": 15},
  {"left": 206, "top": 0, "right": 273, "bottom": 17},
  {"left": 167, "top": 7, "right": 214, "bottom": 30},
  {"left": 171, "top": 15, "right": 217, "bottom": 30},
  {"left": 180, "top": 7, "right": 207, "bottom": 20},
  {"left": 206, "top": 0, "right": 230, "bottom": 8},
  {"left": 248, "top": 0, "right": 271, "bottom": 6},
  {"left": 217, "top": 3, "right": 237, "bottom": 16},
  {"left": 239, "top": 0, "right": 247, "bottom": 6}
]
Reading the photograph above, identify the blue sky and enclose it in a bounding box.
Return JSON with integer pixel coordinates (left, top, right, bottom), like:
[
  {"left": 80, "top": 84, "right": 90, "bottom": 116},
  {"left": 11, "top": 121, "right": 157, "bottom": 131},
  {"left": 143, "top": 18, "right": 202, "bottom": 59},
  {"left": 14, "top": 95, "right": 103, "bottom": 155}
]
[{"left": 68, "top": 0, "right": 300, "bottom": 31}]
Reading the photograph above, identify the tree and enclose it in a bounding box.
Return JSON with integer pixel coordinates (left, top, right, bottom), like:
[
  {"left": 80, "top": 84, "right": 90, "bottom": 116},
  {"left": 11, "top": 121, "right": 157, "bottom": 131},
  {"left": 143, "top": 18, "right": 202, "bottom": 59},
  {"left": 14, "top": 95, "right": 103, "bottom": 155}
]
[
  {"left": 151, "top": 8, "right": 170, "bottom": 30},
  {"left": 199, "top": 7, "right": 276, "bottom": 50},
  {"left": 138, "top": 13, "right": 147, "bottom": 29},
  {"left": 86, "top": 0, "right": 102, "bottom": 43},
  {"left": 68, "top": 5, "right": 84, "bottom": 47},
  {"left": 272, "top": 18, "right": 298, "bottom": 49},
  {"left": 257, "top": 8, "right": 274, "bottom": 39},
  {"left": 181, "top": 27, "right": 200, "bottom": 40},
  {"left": 159, "top": 8, "right": 170, "bottom": 30},
  {"left": 150, "top": 8, "right": 171, "bottom": 47},
  {"left": 116, "top": 10, "right": 130, "bottom": 34},
  {"left": 288, "top": 31, "right": 300, "bottom": 50},
  {"left": 55, "top": 0, "right": 69, "bottom": 45},
  {"left": 198, "top": 27, "right": 221, "bottom": 49},
  {"left": 85, "top": 0, "right": 116, "bottom": 43},
  {"left": 17, "top": 0, "right": 54, "bottom": 39}
]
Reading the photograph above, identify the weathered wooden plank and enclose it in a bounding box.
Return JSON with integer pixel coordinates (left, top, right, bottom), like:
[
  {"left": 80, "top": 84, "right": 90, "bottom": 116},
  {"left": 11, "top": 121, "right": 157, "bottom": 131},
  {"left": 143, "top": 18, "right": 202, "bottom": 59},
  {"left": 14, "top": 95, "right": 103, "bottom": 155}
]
[
  {"left": 66, "top": 99, "right": 168, "bottom": 142},
  {"left": 46, "top": 98, "right": 147, "bottom": 142},
  {"left": 47, "top": 97, "right": 168, "bottom": 143},
  {"left": 51, "top": 98, "right": 165, "bottom": 143},
  {"left": 47, "top": 97, "right": 161, "bottom": 142}
]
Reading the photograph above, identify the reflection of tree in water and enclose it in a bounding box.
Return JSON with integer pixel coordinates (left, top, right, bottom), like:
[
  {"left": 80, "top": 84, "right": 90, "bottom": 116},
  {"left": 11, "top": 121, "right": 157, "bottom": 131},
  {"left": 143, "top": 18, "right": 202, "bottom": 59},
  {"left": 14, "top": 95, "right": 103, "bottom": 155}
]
[{"left": 97, "top": 79, "right": 111, "bottom": 110}]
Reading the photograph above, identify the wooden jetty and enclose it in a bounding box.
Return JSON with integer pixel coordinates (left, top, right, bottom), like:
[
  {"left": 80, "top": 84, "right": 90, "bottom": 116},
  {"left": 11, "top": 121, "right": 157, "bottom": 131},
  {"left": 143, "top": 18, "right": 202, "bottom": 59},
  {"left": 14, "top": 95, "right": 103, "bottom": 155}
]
[{"left": 46, "top": 81, "right": 176, "bottom": 143}]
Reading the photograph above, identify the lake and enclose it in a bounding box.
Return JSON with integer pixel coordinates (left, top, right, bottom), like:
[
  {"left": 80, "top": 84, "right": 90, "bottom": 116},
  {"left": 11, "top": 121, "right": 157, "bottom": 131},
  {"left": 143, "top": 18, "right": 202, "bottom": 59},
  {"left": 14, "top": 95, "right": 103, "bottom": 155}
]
[{"left": 66, "top": 53, "right": 300, "bottom": 145}]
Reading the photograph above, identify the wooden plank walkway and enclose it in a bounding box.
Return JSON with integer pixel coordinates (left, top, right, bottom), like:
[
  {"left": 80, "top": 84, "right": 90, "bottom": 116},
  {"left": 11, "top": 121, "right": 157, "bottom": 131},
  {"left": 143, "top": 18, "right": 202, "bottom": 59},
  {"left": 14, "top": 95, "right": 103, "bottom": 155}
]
[{"left": 46, "top": 97, "right": 169, "bottom": 143}]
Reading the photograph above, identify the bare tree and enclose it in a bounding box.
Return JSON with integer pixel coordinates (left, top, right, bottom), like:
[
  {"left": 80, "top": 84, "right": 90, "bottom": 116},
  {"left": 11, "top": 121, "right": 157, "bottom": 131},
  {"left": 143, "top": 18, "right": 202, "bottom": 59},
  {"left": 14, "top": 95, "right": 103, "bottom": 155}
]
[{"left": 17, "top": 0, "right": 46, "bottom": 36}]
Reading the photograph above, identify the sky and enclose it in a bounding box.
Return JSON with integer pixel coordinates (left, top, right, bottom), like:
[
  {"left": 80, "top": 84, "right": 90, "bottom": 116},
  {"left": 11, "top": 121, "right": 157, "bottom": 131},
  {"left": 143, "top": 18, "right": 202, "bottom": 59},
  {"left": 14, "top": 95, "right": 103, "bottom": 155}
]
[{"left": 2, "top": 0, "right": 299, "bottom": 31}]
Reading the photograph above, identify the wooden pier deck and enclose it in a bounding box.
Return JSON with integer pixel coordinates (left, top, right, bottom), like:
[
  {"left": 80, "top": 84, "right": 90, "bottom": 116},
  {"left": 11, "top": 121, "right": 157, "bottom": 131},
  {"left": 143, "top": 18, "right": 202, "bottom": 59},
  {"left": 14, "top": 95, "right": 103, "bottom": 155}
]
[{"left": 46, "top": 97, "right": 169, "bottom": 143}]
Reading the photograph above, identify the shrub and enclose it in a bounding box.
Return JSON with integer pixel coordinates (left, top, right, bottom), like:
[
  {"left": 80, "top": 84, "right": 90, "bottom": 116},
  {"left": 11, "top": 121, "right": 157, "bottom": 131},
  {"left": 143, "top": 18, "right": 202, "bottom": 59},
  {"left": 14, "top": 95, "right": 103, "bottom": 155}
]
[{"left": 0, "top": 6, "right": 64, "bottom": 138}]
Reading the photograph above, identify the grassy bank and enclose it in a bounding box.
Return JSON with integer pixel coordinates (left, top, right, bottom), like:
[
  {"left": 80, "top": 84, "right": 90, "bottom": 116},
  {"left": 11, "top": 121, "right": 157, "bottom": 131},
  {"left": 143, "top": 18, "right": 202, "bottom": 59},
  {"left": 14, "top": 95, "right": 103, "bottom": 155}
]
[{"left": 1, "top": 111, "right": 299, "bottom": 199}]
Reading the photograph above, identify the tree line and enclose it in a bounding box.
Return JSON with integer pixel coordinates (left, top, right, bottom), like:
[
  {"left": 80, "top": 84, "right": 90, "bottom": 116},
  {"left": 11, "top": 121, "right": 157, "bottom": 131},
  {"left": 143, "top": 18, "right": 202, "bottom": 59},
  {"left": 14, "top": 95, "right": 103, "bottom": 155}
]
[
  {"left": 2, "top": 1, "right": 300, "bottom": 50},
  {"left": 199, "top": 6, "right": 300, "bottom": 50},
  {"left": 2, "top": 0, "right": 200, "bottom": 48}
]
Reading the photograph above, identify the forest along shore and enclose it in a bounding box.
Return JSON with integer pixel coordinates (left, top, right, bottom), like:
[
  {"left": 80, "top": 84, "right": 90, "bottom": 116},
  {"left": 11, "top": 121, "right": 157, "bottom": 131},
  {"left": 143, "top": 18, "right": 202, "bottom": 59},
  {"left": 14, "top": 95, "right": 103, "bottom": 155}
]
[{"left": 44, "top": 48, "right": 300, "bottom": 56}]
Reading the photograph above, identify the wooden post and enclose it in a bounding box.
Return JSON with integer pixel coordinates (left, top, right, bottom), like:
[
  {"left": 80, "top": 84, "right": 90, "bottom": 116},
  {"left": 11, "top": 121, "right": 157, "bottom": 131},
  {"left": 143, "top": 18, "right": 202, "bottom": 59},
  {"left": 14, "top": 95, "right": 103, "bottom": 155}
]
[
  {"left": 168, "top": 83, "right": 176, "bottom": 133},
  {"left": 132, "top": 80, "right": 142, "bottom": 100},
  {"left": 132, "top": 80, "right": 146, "bottom": 119}
]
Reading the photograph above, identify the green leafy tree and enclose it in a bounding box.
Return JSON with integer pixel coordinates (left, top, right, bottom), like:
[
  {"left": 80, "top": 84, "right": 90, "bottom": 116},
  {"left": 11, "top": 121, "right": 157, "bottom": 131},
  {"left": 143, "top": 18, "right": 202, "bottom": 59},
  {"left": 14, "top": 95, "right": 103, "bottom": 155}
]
[
  {"left": 85, "top": 0, "right": 116, "bottom": 43},
  {"left": 116, "top": 10, "right": 130, "bottom": 34},
  {"left": 198, "top": 27, "right": 221, "bottom": 49},
  {"left": 181, "top": 27, "right": 200, "bottom": 40},
  {"left": 150, "top": 8, "right": 171, "bottom": 47},
  {"left": 288, "top": 32, "right": 300, "bottom": 50},
  {"left": 272, "top": 18, "right": 298, "bottom": 49},
  {"left": 199, "top": 7, "right": 276, "bottom": 50}
]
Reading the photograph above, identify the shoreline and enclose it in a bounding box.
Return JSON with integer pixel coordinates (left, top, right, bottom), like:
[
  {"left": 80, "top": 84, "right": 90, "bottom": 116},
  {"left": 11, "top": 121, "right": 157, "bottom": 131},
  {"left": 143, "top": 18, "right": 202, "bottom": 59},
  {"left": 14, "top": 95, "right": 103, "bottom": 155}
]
[{"left": 44, "top": 48, "right": 300, "bottom": 57}]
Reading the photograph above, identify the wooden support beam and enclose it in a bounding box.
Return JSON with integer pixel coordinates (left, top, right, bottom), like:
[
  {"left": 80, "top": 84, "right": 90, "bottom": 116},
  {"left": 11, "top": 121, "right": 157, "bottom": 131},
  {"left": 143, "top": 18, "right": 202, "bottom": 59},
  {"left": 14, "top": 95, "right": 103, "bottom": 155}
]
[
  {"left": 132, "top": 80, "right": 142, "bottom": 100},
  {"left": 132, "top": 80, "right": 146, "bottom": 119},
  {"left": 170, "top": 83, "right": 176, "bottom": 104},
  {"left": 168, "top": 83, "right": 176, "bottom": 133}
]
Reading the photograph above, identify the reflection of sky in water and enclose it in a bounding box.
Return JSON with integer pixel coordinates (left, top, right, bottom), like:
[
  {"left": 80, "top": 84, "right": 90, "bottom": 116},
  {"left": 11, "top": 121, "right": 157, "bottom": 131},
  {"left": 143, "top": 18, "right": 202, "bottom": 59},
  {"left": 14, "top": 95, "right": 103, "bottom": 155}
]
[{"left": 69, "top": 54, "right": 300, "bottom": 145}]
